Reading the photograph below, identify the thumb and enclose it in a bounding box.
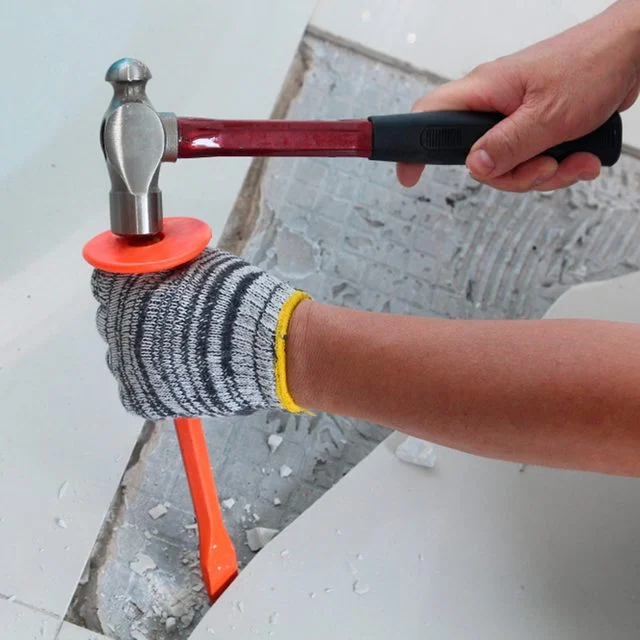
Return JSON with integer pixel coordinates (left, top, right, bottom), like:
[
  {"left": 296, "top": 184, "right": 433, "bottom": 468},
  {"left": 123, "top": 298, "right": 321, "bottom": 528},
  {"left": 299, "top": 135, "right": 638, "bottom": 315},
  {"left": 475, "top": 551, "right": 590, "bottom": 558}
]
[{"left": 467, "top": 104, "right": 560, "bottom": 179}]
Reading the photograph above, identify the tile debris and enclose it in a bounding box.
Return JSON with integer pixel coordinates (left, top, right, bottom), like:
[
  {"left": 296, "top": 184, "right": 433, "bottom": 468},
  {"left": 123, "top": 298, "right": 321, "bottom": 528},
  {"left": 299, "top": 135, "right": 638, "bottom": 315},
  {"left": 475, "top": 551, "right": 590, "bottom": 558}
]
[
  {"left": 165, "top": 617, "right": 177, "bottom": 632},
  {"left": 130, "top": 552, "right": 157, "bottom": 576},
  {"left": 56, "top": 518, "right": 67, "bottom": 529},
  {"left": 57, "top": 481, "right": 69, "bottom": 499},
  {"left": 353, "top": 579, "right": 370, "bottom": 595},
  {"left": 222, "top": 498, "right": 236, "bottom": 510},
  {"left": 180, "top": 611, "right": 195, "bottom": 627},
  {"left": 267, "top": 434, "right": 284, "bottom": 454},
  {"left": 148, "top": 503, "right": 169, "bottom": 520},
  {"left": 395, "top": 436, "right": 437, "bottom": 468},
  {"left": 246, "top": 527, "right": 279, "bottom": 551},
  {"left": 279, "top": 464, "right": 293, "bottom": 478}
]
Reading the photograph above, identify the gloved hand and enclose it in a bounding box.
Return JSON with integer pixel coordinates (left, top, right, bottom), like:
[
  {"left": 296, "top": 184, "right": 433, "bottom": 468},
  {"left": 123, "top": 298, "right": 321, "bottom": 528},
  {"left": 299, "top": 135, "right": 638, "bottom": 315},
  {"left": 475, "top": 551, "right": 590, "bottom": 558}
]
[{"left": 91, "top": 248, "right": 309, "bottom": 420}]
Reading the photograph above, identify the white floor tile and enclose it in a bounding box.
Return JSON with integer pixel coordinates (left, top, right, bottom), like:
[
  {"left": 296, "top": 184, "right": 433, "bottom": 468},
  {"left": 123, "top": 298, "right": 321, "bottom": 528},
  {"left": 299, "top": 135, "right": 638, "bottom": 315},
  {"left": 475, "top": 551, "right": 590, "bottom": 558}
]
[{"left": 0, "top": 598, "right": 59, "bottom": 640}]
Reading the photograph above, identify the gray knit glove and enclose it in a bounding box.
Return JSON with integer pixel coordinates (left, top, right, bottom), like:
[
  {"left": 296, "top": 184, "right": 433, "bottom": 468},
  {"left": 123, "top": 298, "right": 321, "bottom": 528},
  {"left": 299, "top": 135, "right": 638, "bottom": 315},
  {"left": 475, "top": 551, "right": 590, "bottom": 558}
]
[{"left": 91, "top": 248, "right": 309, "bottom": 420}]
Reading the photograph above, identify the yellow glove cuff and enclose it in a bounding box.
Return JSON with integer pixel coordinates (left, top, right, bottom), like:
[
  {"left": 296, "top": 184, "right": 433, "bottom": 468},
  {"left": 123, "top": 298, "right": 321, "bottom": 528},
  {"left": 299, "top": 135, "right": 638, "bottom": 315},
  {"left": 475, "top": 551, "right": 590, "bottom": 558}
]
[{"left": 274, "top": 290, "right": 312, "bottom": 414}]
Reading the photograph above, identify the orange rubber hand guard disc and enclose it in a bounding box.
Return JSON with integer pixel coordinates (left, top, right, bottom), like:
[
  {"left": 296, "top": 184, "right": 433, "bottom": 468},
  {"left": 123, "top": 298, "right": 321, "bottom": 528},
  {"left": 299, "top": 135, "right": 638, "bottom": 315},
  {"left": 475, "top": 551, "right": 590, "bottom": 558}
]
[{"left": 83, "top": 217, "right": 212, "bottom": 274}]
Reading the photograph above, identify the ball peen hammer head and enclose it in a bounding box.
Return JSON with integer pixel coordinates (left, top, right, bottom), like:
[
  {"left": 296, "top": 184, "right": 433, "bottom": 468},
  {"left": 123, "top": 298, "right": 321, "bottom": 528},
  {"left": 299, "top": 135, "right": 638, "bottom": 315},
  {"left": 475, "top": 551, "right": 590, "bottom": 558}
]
[
  {"left": 101, "top": 58, "right": 178, "bottom": 238},
  {"left": 84, "top": 58, "right": 210, "bottom": 275}
]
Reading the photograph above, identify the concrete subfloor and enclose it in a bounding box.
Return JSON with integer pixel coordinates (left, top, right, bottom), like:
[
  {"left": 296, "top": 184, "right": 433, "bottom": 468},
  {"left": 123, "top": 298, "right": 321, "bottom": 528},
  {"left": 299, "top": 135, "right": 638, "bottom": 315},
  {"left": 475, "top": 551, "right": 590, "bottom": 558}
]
[{"left": 67, "top": 34, "right": 640, "bottom": 639}]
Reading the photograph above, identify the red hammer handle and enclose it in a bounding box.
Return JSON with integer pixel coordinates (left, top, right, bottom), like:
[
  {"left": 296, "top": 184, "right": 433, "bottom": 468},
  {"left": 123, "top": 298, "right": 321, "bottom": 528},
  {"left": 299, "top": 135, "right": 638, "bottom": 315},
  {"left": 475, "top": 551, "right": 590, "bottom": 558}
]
[
  {"left": 177, "top": 118, "right": 373, "bottom": 159},
  {"left": 177, "top": 112, "right": 623, "bottom": 166}
]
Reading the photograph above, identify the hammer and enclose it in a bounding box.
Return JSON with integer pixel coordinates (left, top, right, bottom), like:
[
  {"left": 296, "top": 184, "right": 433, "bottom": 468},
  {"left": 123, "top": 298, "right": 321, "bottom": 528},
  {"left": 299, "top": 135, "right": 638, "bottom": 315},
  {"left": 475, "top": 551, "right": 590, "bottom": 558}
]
[
  {"left": 96, "top": 57, "right": 621, "bottom": 245},
  {"left": 83, "top": 57, "right": 623, "bottom": 601}
]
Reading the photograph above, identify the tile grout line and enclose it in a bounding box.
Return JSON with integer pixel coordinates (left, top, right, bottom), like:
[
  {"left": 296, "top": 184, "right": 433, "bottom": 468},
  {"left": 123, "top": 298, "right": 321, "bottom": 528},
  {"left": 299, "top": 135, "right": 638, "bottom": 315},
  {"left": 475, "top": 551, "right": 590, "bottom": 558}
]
[{"left": 0, "top": 591, "right": 62, "bottom": 621}]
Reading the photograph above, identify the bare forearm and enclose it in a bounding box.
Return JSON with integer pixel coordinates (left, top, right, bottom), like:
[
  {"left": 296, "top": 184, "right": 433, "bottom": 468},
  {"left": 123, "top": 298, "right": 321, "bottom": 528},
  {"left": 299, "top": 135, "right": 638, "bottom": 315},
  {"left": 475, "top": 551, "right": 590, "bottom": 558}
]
[{"left": 288, "top": 301, "right": 640, "bottom": 476}]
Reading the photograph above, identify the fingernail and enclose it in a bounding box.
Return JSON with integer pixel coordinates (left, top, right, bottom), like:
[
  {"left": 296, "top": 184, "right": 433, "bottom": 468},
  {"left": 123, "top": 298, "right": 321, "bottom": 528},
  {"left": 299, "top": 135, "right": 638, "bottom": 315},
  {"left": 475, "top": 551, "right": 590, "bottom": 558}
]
[
  {"left": 578, "top": 172, "right": 599, "bottom": 181},
  {"left": 467, "top": 150, "right": 495, "bottom": 177},
  {"left": 532, "top": 171, "right": 555, "bottom": 187}
]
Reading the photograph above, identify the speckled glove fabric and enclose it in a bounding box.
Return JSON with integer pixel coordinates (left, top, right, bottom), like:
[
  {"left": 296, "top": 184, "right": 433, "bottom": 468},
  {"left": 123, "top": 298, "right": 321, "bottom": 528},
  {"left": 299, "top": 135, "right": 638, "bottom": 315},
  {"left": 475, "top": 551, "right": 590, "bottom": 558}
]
[{"left": 91, "top": 248, "right": 309, "bottom": 420}]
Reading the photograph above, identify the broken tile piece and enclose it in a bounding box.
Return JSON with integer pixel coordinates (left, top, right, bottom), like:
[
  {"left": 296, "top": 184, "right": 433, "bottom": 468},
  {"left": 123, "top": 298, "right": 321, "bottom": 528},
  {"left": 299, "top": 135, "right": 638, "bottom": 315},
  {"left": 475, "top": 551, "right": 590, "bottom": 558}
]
[
  {"left": 395, "top": 436, "right": 437, "bottom": 468},
  {"left": 130, "top": 552, "right": 157, "bottom": 576},
  {"left": 353, "top": 579, "right": 370, "bottom": 595},
  {"left": 235, "top": 601, "right": 245, "bottom": 614},
  {"left": 166, "top": 617, "right": 177, "bottom": 632},
  {"left": 267, "top": 434, "right": 283, "bottom": 454},
  {"left": 273, "top": 497, "right": 282, "bottom": 506},
  {"left": 56, "top": 518, "right": 67, "bottom": 529},
  {"left": 79, "top": 563, "right": 90, "bottom": 585},
  {"left": 279, "top": 464, "right": 293, "bottom": 478},
  {"left": 222, "top": 498, "right": 236, "bottom": 510},
  {"left": 246, "top": 527, "right": 279, "bottom": 551},
  {"left": 181, "top": 611, "right": 195, "bottom": 627},
  {"left": 148, "top": 503, "right": 169, "bottom": 520}
]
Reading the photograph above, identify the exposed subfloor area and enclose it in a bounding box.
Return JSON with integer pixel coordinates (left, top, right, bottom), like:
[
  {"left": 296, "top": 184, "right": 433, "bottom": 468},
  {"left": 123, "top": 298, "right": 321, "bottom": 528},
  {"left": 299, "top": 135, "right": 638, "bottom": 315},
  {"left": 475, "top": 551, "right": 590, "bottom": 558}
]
[{"left": 67, "top": 34, "right": 640, "bottom": 639}]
